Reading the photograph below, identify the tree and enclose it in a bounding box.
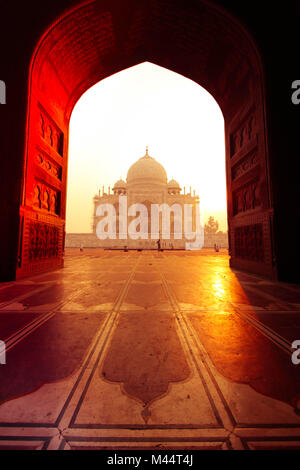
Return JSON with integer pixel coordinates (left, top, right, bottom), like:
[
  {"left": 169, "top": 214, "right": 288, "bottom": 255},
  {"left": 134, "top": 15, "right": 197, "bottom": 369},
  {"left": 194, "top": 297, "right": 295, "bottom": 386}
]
[{"left": 204, "top": 216, "right": 219, "bottom": 235}]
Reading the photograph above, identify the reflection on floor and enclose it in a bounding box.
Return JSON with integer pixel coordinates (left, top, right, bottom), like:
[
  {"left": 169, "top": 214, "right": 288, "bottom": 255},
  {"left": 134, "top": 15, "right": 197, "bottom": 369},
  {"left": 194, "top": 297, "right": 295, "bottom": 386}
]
[{"left": 0, "top": 248, "right": 299, "bottom": 450}]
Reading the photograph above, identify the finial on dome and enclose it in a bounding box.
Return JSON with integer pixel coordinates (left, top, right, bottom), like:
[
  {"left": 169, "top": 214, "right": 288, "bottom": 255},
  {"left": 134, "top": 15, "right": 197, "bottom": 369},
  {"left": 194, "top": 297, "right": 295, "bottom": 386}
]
[{"left": 146, "top": 145, "right": 149, "bottom": 156}]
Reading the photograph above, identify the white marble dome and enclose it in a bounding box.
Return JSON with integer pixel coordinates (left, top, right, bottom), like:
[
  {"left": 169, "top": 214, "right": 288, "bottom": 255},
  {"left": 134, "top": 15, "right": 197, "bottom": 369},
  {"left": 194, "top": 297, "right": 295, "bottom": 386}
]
[{"left": 126, "top": 148, "right": 167, "bottom": 185}]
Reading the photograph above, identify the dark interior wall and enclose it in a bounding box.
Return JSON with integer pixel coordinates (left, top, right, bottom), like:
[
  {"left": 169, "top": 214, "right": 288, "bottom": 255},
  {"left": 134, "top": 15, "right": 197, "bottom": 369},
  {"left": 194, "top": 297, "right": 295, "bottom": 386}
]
[
  {"left": 216, "top": 0, "right": 300, "bottom": 282},
  {"left": 0, "top": 0, "right": 299, "bottom": 281},
  {"left": 263, "top": 15, "right": 300, "bottom": 283}
]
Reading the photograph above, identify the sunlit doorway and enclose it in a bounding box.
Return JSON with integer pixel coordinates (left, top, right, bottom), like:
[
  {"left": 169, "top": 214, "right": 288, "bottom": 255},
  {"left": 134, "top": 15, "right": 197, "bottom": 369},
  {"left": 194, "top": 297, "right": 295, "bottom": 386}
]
[{"left": 66, "top": 62, "right": 227, "bottom": 252}]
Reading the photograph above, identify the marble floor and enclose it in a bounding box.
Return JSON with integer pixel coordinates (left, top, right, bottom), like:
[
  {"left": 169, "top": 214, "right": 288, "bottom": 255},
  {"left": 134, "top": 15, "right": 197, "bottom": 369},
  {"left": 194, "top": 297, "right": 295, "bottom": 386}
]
[{"left": 0, "top": 249, "right": 299, "bottom": 450}]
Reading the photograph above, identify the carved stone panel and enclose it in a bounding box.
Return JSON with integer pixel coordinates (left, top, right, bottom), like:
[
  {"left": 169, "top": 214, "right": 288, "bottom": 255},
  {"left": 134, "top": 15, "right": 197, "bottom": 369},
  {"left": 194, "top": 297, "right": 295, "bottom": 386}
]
[
  {"left": 28, "top": 222, "right": 60, "bottom": 261},
  {"left": 234, "top": 224, "right": 264, "bottom": 262},
  {"left": 231, "top": 151, "right": 259, "bottom": 181},
  {"left": 32, "top": 181, "right": 61, "bottom": 215},
  {"left": 230, "top": 113, "right": 257, "bottom": 158},
  {"left": 233, "top": 180, "right": 261, "bottom": 215},
  {"left": 35, "top": 152, "right": 62, "bottom": 181},
  {"left": 38, "top": 107, "right": 64, "bottom": 156}
]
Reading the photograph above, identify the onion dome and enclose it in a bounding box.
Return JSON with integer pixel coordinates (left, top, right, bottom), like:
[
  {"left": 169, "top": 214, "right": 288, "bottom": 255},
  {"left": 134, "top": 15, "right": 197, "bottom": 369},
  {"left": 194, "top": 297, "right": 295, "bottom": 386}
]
[
  {"left": 113, "top": 179, "right": 127, "bottom": 190},
  {"left": 168, "top": 178, "right": 181, "bottom": 189},
  {"left": 127, "top": 146, "right": 167, "bottom": 185}
]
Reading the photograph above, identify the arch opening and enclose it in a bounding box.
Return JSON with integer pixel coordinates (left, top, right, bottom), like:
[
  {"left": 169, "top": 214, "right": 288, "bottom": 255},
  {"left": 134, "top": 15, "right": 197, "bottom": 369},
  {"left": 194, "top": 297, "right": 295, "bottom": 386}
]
[{"left": 65, "top": 61, "right": 227, "bottom": 251}]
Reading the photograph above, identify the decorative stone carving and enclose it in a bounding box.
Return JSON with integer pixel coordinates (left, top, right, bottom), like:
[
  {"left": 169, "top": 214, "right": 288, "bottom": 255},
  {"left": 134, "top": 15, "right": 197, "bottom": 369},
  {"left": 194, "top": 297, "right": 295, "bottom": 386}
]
[
  {"left": 247, "top": 116, "right": 255, "bottom": 140},
  {"left": 33, "top": 182, "right": 60, "bottom": 215},
  {"left": 42, "top": 190, "right": 50, "bottom": 211},
  {"left": 33, "top": 185, "right": 41, "bottom": 209},
  {"left": 233, "top": 180, "right": 261, "bottom": 215},
  {"left": 54, "top": 132, "right": 63, "bottom": 155},
  {"left": 50, "top": 193, "right": 57, "bottom": 213},
  {"left": 39, "top": 114, "right": 45, "bottom": 138},
  {"left": 234, "top": 224, "right": 264, "bottom": 262},
  {"left": 230, "top": 113, "right": 257, "bottom": 157},
  {"left": 28, "top": 222, "right": 60, "bottom": 261},
  {"left": 232, "top": 152, "right": 258, "bottom": 180},
  {"left": 46, "top": 125, "right": 53, "bottom": 147},
  {"left": 38, "top": 108, "right": 64, "bottom": 156},
  {"left": 35, "top": 152, "right": 62, "bottom": 181}
]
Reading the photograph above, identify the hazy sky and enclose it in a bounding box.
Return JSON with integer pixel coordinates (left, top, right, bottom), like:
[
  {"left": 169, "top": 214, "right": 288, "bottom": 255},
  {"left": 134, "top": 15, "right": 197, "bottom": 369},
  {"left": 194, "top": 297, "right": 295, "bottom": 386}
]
[{"left": 66, "top": 62, "right": 227, "bottom": 233}]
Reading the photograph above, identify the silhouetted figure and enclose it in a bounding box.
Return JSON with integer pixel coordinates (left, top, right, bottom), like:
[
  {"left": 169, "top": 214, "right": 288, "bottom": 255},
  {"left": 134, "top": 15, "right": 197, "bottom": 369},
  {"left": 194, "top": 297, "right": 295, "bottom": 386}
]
[
  {"left": 157, "top": 239, "right": 161, "bottom": 251},
  {"left": 80, "top": 243, "right": 84, "bottom": 252}
]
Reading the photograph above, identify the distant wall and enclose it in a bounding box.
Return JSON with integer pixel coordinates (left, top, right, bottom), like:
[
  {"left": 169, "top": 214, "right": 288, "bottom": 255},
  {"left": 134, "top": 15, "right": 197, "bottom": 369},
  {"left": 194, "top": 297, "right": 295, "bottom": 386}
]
[
  {"left": 65, "top": 233, "right": 228, "bottom": 249},
  {"left": 65, "top": 234, "right": 102, "bottom": 248},
  {"left": 204, "top": 233, "right": 228, "bottom": 248}
]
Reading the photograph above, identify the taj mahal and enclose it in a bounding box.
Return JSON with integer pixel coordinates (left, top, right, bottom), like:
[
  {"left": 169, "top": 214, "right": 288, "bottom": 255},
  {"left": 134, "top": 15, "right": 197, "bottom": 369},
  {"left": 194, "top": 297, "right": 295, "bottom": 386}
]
[{"left": 92, "top": 147, "right": 200, "bottom": 250}]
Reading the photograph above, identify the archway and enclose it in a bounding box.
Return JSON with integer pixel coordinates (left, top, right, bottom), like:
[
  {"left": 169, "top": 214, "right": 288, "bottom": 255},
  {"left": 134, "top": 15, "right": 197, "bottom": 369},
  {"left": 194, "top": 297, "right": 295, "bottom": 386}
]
[
  {"left": 16, "top": 0, "right": 275, "bottom": 279},
  {"left": 66, "top": 62, "right": 227, "bottom": 253}
]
